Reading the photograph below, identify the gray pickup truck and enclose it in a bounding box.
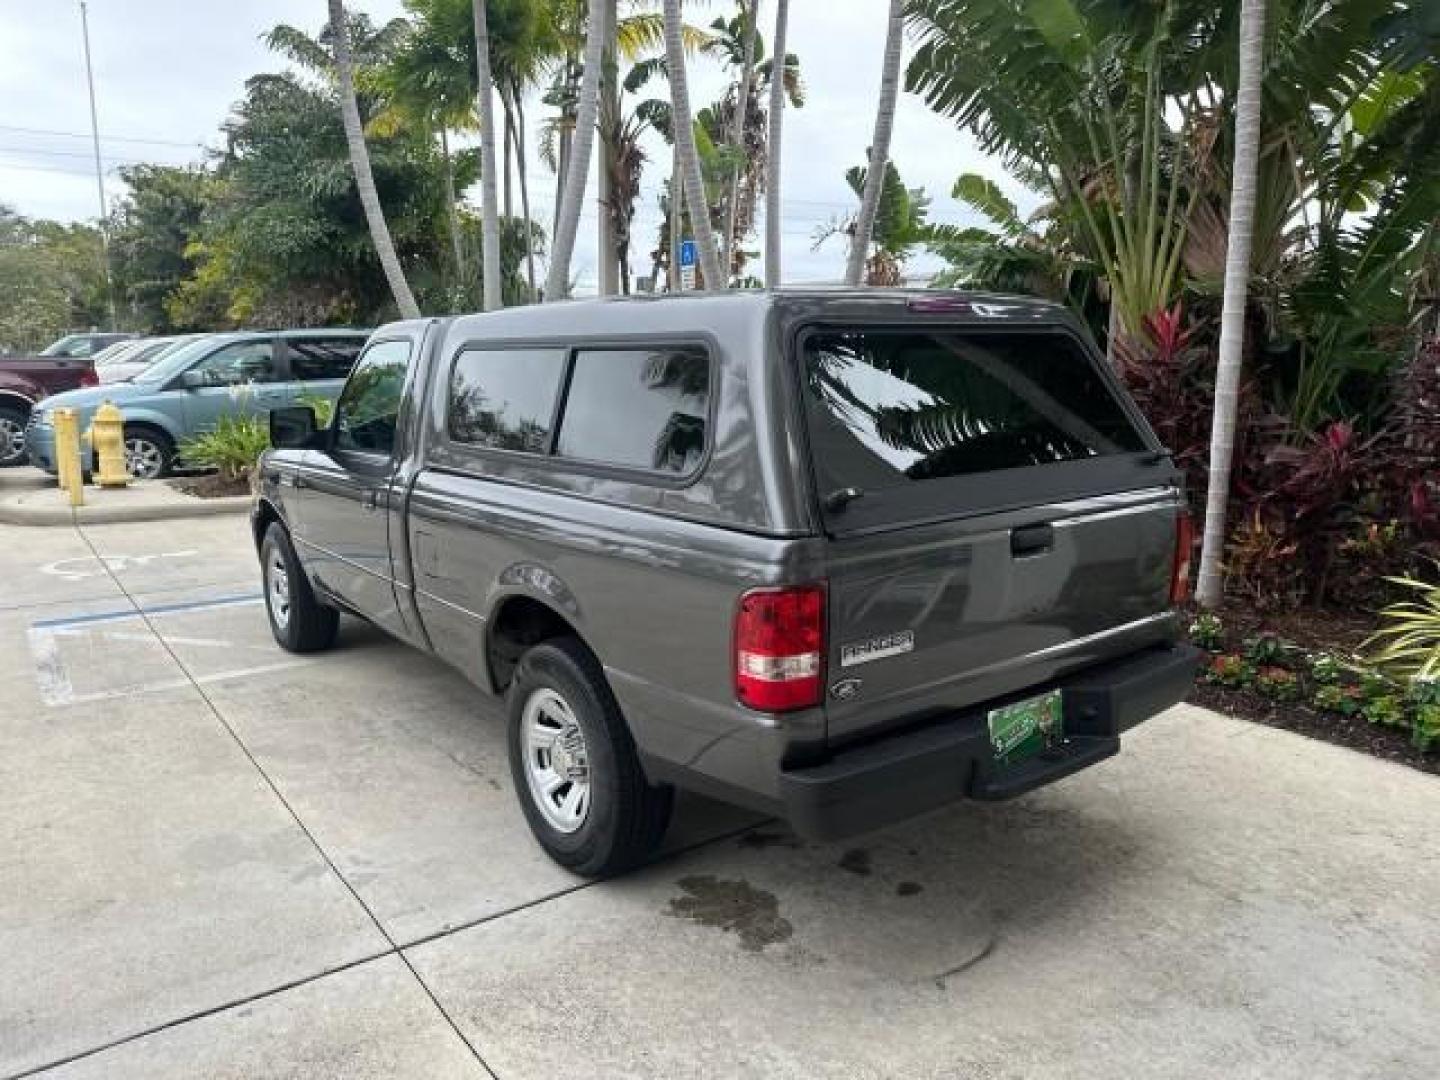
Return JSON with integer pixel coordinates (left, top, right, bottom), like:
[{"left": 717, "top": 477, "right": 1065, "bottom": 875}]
[{"left": 252, "top": 291, "right": 1199, "bottom": 875}]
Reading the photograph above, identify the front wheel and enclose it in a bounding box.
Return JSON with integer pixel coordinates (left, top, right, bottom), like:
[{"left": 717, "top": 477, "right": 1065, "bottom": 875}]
[
  {"left": 261, "top": 523, "right": 338, "bottom": 653},
  {"left": 0, "top": 404, "right": 28, "bottom": 467},
  {"left": 123, "top": 425, "right": 174, "bottom": 480},
  {"left": 507, "top": 637, "right": 673, "bottom": 877}
]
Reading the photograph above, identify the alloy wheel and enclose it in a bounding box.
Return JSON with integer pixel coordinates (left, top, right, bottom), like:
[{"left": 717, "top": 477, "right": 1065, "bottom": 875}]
[
  {"left": 520, "top": 687, "right": 592, "bottom": 833},
  {"left": 124, "top": 436, "right": 164, "bottom": 479}
]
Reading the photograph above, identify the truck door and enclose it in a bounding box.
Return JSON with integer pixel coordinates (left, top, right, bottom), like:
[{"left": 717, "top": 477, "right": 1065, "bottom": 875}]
[{"left": 295, "top": 336, "right": 414, "bottom": 638}]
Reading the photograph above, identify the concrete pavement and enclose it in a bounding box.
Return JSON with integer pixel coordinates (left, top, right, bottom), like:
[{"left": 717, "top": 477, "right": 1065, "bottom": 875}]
[
  {"left": 0, "top": 467, "right": 248, "bottom": 526},
  {"left": 1, "top": 512, "right": 1437, "bottom": 1078}
]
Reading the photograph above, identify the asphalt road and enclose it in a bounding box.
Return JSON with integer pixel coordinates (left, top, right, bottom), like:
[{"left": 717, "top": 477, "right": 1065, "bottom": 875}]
[{"left": 1, "top": 496, "right": 1437, "bottom": 1078}]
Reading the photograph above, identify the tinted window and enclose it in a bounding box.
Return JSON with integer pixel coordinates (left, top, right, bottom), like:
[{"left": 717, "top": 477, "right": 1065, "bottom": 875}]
[
  {"left": 335, "top": 340, "right": 411, "bottom": 455},
  {"left": 557, "top": 348, "right": 709, "bottom": 474},
  {"left": 448, "top": 348, "right": 566, "bottom": 452},
  {"left": 804, "top": 329, "right": 1144, "bottom": 492},
  {"left": 190, "top": 340, "right": 279, "bottom": 385},
  {"left": 288, "top": 337, "right": 364, "bottom": 381}
]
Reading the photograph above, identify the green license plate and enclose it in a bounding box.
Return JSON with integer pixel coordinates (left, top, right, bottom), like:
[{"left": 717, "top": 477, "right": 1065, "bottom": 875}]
[{"left": 987, "top": 689, "right": 1063, "bottom": 766}]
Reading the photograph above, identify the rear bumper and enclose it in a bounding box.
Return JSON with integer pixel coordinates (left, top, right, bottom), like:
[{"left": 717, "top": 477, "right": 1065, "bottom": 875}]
[{"left": 779, "top": 643, "right": 1201, "bottom": 841}]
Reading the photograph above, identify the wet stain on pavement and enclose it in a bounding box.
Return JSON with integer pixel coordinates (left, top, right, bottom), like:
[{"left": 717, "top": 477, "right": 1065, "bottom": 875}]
[
  {"left": 838, "top": 848, "right": 872, "bottom": 876},
  {"left": 896, "top": 880, "right": 923, "bottom": 897},
  {"left": 666, "top": 875, "right": 794, "bottom": 952}
]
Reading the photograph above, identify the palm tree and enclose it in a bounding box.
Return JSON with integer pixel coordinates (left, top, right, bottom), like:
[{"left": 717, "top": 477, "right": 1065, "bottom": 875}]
[
  {"left": 367, "top": 12, "right": 474, "bottom": 302},
  {"left": 721, "top": 1, "right": 761, "bottom": 277},
  {"left": 764, "top": 0, "right": 789, "bottom": 288},
  {"left": 597, "top": 0, "right": 620, "bottom": 296},
  {"left": 471, "top": 0, "right": 503, "bottom": 311},
  {"left": 1196, "top": 0, "right": 1268, "bottom": 608},
  {"left": 546, "top": 0, "right": 608, "bottom": 300},
  {"left": 664, "top": 0, "right": 725, "bottom": 288},
  {"left": 326, "top": 0, "right": 420, "bottom": 319},
  {"left": 846, "top": 0, "right": 905, "bottom": 286}
]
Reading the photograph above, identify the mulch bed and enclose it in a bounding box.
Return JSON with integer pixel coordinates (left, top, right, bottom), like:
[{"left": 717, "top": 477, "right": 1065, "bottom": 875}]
[
  {"left": 167, "top": 474, "right": 251, "bottom": 499},
  {"left": 1184, "top": 601, "right": 1439, "bottom": 776},
  {"left": 1189, "top": 681, "right": 1439, "bottom": 775}
]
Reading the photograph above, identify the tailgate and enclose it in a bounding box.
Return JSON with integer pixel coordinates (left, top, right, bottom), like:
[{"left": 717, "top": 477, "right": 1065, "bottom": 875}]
[
  {"left": 822, "top": 490, "right": 1181, "bottom": 742},
  {"left": 795, "top": 321, "right": 1183, "bottom": 745}
]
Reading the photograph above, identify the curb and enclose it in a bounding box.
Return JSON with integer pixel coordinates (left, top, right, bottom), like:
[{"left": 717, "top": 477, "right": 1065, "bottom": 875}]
[{"left": 0, "top": 494, "right": 251, "bottom": 527}]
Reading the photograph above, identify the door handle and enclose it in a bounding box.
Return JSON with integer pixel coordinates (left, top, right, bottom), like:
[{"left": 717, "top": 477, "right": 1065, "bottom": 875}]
[{"left": 1010, "top": 523, "right": 1054, "bottom": 557}]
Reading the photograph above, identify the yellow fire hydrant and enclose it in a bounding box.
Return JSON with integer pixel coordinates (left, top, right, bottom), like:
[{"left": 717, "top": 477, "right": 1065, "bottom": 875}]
[
  {"left": 89, "top": 401, "right": 131, "bottom": 488},
  {"left": 53, "top": 408, "right": 85, "bottom": 507}
]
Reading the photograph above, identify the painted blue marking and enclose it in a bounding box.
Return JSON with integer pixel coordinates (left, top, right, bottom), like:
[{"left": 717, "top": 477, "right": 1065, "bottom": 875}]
[
  {"left": 680, "top": 239, "right": 697, "bottom": 268},
  {"left": 31, "top": 592, "right": 263, "bottom": 631}
]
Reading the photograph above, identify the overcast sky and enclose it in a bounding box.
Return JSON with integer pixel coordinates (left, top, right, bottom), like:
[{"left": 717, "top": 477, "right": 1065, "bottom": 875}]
[{"left": 0, "top": 0, "right": 1031, "bottom": 292}]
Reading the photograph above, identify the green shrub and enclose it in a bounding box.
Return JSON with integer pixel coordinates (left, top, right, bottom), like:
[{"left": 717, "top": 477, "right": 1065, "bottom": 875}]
[
  {"left": 1204, "top": 654, "right": 1255, "bottom": 688},
  {"left": 1308, "top": 653, "right": 1344, "bottom": 685},
  {"left": 1405, "top": 682, "right": 1440, "bottom": 753},
  {"left": 1255, "top": 666, "right": 1300, "bottom": 701},
  {"left": 1366, "top": 570, "right": 1440, "bottom": 681},
  {"left": 179, "top": 414, "right": 270, "bottom": 481},
  {"left": 1189, "top": 613, "right": 1224, "bottom": 651},
  {"left": 1243, "top": 633, "right": 1287, "bottom": 665},
  {"left": 1313, "top": 684, "right": 1362, "bottom": 716},
  {"left": 1362, "top": 694, "right": 1406, "bottom": 729}
]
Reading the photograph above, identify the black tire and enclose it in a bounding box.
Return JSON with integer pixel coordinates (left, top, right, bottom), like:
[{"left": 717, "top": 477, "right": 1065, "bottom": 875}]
[
  {"left": 507, "top": 636, "right": 674, "bottom": 877},
  {"left": 0, "top": 404, "right": 27, "bottom": 468},
  {"left": 260, "top": 523, "right": 338, "bottom": 653},
  {"left": 123, "top": 424, "right": 175, "bottom": 480}
]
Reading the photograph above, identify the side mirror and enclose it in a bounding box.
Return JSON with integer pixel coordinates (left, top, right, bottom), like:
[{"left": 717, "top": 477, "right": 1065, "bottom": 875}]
[
  {"left": 178, "top": 370, "right": 212, "bottom": 390},
  {"left": 270, "top": 406, "right": 318, "bottom": 449}
]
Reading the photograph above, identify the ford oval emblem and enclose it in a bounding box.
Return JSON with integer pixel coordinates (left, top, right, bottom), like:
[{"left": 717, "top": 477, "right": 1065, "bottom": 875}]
[{"left": 830, "top": 677, "right": 863, "bottom": 701}]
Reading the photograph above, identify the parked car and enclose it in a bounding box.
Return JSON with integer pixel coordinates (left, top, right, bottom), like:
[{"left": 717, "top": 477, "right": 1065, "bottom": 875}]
[
  {"left": 31, "top": 331, "right": 138, "bottom": 359},
  {"left": 251, "top": 292, "right": 1200, "bottom": 877},
  {"left": 0, "top": 332, "right": 148, "bottom": 465},
  {"left": 97, "top": 334, "right": 206, "bottom": 384},
  {"left": 25, "top": 328, "right": 367, "bottom": 478}
]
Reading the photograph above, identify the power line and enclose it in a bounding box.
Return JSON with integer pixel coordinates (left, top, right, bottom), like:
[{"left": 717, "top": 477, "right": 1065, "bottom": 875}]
[{"left": 0, "top": 122, "right": 205, "bottom": 149}]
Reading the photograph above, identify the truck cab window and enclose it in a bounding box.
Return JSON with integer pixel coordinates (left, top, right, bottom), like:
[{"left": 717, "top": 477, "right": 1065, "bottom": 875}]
[
  {"left": 448, "top": 348, "right": 567, "bottom": 452},
  {"left": 334, "top": 339, "right": 412, "bottom": 455}
]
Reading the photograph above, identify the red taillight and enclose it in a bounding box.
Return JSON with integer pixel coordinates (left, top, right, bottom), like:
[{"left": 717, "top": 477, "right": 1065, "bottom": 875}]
[
  {"left": 734, "top": 584, "right": 825, "bottom": 712},
  {"left": 79, "top": 368, "right": 98, "bottom": 387},
  {"left": 1171, "top": 512, "right": 1195, "bottom": 605}
]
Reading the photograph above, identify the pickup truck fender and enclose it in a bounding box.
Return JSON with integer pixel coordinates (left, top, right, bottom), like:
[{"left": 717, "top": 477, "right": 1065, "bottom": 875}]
[{"left": 478, "top": 563, "right": 592, "bottom": 696}]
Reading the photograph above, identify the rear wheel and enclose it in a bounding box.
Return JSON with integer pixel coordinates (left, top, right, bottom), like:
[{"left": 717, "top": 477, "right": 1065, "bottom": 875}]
[
  {"left": 123, "top": 425, "right": 174, "bottom": 480},
  {"left": 507, "top": 636, "right": 673, "bottom": 877},
  {"left": 0, "top": 404, "right": 27, "bottom": 467},
  {"left": 261, "top": 523, "right": 338, "bottom": 653}
]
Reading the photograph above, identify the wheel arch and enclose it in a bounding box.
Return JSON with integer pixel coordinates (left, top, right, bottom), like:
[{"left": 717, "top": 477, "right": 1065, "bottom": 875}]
[
  {"left": 0, "top": 389, "right": 37, "bottom": 415},
  {"left": 485, "top": 591, "right": 600, "bottom": 695}
]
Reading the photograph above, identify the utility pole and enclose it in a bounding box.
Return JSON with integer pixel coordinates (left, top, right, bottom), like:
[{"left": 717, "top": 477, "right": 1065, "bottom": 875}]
[{"left": 79, "top": 0, "right": 117, "bottom": 328}]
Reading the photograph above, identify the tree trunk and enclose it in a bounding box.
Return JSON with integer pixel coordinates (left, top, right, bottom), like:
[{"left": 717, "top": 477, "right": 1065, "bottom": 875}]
[
  {"left": 597, "top": 0, "right": 620, "bottom": 296},
  {"left": 547, "top": 0, "right": 607, "bottom": 301},
  {"left": 511, "top": 86, "right": 538, "bottom": 303},
  {"left": 668, "top": 151, "right": 683, "bottom": 291},
  {"left": 722, "top": 0, "right": 762, "bottom": 280},
  {"left": 471, "top": 0, "right": 503, "bottom": 311},
  {"left": 664, "top": 0, "right": 724, "bottom": 290},
  {"left": 1196, "top": 0, "right": 1267, "bottom": 608},
  {"left": 845, "top": 0, "right": 905, "bottom": 287},
  {"left": 327, "top": 0, "right": 420, "bottom": 319},
  {"left": 502, "top": 94, "right": 515, "bottom": 220},
  {"left": 764, "top": 0, "right": 789, "bottom": 289},
  {"left": 439, "top": 126, "right": 465, "bottom": 304}
]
